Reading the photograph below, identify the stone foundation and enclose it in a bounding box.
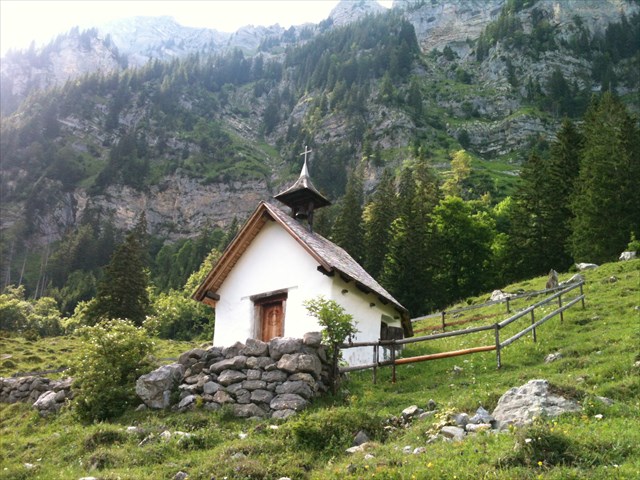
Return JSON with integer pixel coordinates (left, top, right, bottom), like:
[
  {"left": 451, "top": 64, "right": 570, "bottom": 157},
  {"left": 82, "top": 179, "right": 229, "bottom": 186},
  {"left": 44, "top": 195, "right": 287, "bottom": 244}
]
[{"left": 136, "top": 333, "right": 332, "bottom": 419}]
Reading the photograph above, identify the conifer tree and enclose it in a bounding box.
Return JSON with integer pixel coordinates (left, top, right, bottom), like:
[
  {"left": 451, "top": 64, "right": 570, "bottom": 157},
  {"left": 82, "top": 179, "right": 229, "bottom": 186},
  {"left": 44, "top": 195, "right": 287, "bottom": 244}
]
[
  {"left": 89, "top": 215, "right": 150, "bottom": 326},
  {"left": 381, "top": 161, "right": 440, "bottom": 315},
  {"left": 331, "top": 162, "right": 365, "bottom": 264},
  {"left": 363, "top": 168, "right": 397, "bottom": 280},
  {"left": 570, "top": 93, "right": 640, "bottom": 263}
]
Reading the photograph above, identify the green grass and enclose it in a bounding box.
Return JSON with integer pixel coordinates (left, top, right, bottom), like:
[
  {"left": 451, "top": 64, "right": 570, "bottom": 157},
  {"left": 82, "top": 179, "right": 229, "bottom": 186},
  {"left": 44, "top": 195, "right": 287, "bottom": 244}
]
[{"left": 0, "top": 260, "right": 638, "bottom": 479}]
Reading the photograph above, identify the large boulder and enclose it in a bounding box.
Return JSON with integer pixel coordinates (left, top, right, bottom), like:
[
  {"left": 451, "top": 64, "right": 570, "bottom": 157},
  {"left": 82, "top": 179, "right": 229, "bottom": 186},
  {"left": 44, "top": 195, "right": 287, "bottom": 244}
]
[
  {"left": 136, "top": 363, "right": 185, "bottom": 409},
  {"left": 491, "top": 379, "right": 580, "bottom": 427}
]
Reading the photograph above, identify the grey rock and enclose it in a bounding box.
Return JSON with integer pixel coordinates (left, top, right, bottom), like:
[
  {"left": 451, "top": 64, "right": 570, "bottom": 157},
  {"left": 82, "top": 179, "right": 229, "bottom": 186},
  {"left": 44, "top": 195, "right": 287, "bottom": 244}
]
[
  {"left": 33, "top": 391, "right": 59, "bottom": 414},
  {"left": 250, "top": 389, "right": 274, "bottom": 404},
  {"left": 233, "top": 403, "right": 267, "bottom": 418},
  {"left": 269, "top": 337, "right": 303, "bottom": 361},
  {"left": 217, "top": 370, "right": 247, "bottom": 386},
  {"left": 576, "top": 262, "right": 598, "bottom": 271},
  {"left": 204, "top": 402, "right": 221, "bottom": 411},
  {"left": 177, "top": 394, "right": 196, "bottom": 409},
  {"left": 212, "top": 390, "right": 235, "bottom": 404},
  {"left": 470, "top": 407, "right": 494, "bottom": 424},
  {"left": 413, "top": 447, "right": 426, "bottom": 454},
  {"left": 595, "top": 396, "right": 614, "bottom": 406},
  {"left": 427, "top": 399, "right": 437, "bottom": 410},
  {"left": 246, "top": 356, "right": 274, "bottom": 369},
  {"left": 262, "top": 370, "right": 288, "bottom": 383},
  {"left": 402, "top": 445, "right": 413, "bottom": 454},
  {"left": 223, "top": 341, "right": 246, "bottom": 359},
  {"left": 401, "top": 405, "right": 424, "bottom": 420},
  {"left": 270, "top": 393, "right": 308, "bottom": 411},
  {"left": 288, "top": 372, "right": 316, "bottom": 384},
  {"left": 242, "top": 380, "right": 267, "bottom": 391},
  {"left": 453, "top": 412, "right": 469, "bottom": 427},
  {"left": 619, "top": 251, "right": 636, "bottom": 261},
  {"left": 277, "top": 353, "right": 322, "bottom": 377},
  {"left": 178, "top": 348, "right": 206, "bottom": 365},
  {"left": 559, "top": 274, "right": 585, "bottom": 287},
  {"left": 303, "top": 332, "right": 323, "bottom": 347},
  {"left": 209, "top": 356, "right": 247, "bottom": 374},
  {"left": 136, "top": 363, "right": 184, "bottom": 409},
  {"left": 353, "top": 430, "right": 370, "bottom": 446},
  {"left": 240, "top": 338, "right": 269, "bottom": 357},
  {"left": 234, "top": 389, "right": 251, "bottom": 404},
  {"left": 492, "top": 379, "right": 581, "bottom": 427},
  {"left": 545, "top": 352, "right": 563, "bottom": 363},
  {"left": 440, "top": 426, "right": 466, "bottom": 441},
  {"left": 465, "top": 423, "right": 492, "bottom": 433},
  {"left": 246, "top": 369, "right": 262, "bottom": 380},
  {"left": 275, "top": 381, "right": 313, "bottom": 399},
  {"left": 173, "top": 472, "right": 188, "bottom": 480},
  {"left": 53, "top": 390, "right": 66, "bottom": 402},
  {"left": 202, "top": 381, "right": 223, "bottom": 395}
]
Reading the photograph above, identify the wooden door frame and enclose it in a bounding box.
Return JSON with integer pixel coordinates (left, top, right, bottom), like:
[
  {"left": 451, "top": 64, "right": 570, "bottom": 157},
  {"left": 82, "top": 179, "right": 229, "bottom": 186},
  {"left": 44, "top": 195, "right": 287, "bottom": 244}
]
[{"left": 251, "top": 290, "right": 288, "bottom": 341}]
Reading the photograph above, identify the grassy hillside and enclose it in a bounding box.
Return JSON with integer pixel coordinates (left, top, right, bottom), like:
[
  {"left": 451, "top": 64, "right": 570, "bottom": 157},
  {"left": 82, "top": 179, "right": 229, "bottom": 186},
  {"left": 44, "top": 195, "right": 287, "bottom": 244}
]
[{"left": 0, "top": 259, "right": 638, "bottom": 479}]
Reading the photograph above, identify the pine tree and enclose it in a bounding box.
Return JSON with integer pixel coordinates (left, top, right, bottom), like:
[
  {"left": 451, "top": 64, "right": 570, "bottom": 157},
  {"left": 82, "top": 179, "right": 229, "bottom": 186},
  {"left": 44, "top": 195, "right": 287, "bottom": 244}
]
[{"left": 570, "top": 93, "right": 640, "bottom": 263}]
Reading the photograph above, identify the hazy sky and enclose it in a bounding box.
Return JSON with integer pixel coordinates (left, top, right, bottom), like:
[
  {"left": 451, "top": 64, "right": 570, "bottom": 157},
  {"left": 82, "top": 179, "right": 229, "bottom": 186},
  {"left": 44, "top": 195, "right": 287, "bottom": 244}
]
[{"left": 0, "top": 0, "right": 392, "bottom": 56}]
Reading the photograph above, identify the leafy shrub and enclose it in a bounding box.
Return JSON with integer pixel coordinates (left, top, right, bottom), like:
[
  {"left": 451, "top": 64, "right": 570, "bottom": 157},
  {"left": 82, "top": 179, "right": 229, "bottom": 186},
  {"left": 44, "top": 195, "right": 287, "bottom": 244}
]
[
  {"left": 303, "top": 296, "right": 358, "bottom": 360},
  {"left": 0, "top": 285, "right": 63, "bottom": 336},
  {"left": 145, "top": 289, "right": 213, "bottom": 340},
  {"left": 71, "top": 319, "right": 154, "bottom": 422},
  {"left": 627, "top": 232, "right": 640, "bottom": 253}
]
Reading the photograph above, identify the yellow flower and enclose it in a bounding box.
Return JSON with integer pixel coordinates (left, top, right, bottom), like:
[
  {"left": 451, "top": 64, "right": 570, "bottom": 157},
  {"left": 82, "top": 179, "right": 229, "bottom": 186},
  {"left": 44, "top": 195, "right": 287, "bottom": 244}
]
[
  {"left": 427, "top": 462, "right": 433, "bottom": 468},
  {"left": 538, "top": 461, "right": 543, "bottom": 466}
]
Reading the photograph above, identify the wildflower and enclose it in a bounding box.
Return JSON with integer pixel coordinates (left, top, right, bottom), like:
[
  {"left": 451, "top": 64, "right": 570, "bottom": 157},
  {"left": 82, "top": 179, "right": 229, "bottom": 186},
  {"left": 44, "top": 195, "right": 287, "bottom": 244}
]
[
  {"left": 538, "top": 461, "right": 543, "bottom": 467},
  {"left": 427, "top": 462, "right": 433, "bottom": 468}
]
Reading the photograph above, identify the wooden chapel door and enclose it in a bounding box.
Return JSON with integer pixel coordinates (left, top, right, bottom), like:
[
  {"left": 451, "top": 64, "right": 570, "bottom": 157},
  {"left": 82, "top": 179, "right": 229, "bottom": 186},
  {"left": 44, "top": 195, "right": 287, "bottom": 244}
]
[{"left": 261, "top": 300, "right": 284, "bottom": 341}]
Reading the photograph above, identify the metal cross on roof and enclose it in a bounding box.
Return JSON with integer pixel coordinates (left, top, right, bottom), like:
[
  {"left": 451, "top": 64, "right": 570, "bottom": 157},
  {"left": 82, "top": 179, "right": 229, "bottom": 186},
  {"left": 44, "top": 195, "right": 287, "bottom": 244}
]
[{"left": 300, "top": 145, "right": 312, "bottom": 163}]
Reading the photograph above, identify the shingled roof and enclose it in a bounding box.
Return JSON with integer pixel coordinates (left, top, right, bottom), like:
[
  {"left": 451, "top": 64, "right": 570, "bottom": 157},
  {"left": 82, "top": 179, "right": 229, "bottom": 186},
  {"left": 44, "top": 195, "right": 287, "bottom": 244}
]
[{"left": 193, "top": 201, "right": 412, "bottom": 336}]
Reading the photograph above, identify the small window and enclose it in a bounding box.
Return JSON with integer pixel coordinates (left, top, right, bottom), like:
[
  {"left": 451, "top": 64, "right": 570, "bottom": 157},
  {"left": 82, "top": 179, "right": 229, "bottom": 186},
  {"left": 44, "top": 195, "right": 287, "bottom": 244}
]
[{"left": 252, "top": 291, "right": 287, "bottom": 342}]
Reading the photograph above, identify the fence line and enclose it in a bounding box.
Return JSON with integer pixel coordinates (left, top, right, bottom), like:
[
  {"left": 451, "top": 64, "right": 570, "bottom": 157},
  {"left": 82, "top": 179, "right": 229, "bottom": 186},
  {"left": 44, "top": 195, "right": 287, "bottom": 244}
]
[
  {"left": 338, "top": 281, "right": 585, "bottom": 383},
  {"left": 410, "top": 283, "right": 575, "bottom": 332}
]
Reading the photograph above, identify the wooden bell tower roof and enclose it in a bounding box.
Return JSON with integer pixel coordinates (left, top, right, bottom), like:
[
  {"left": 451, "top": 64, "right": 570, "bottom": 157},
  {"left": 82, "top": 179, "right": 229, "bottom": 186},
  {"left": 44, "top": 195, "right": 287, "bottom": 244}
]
[{"left": 274, "top": 146, "right": 331, "bottom": 212}]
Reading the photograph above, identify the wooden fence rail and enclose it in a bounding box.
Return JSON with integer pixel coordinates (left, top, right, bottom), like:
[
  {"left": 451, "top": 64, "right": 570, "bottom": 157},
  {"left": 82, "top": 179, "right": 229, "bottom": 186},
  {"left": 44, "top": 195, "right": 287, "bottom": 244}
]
[{"left": 338, "top": 281, "right": 585, "bottom": 384}]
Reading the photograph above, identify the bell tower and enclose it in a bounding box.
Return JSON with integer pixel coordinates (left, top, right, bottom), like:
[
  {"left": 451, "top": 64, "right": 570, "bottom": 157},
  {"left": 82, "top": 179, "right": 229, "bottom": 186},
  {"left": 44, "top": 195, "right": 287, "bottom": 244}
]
[{"left": 274, "top": 146, "right": 331, "bottom": 232}]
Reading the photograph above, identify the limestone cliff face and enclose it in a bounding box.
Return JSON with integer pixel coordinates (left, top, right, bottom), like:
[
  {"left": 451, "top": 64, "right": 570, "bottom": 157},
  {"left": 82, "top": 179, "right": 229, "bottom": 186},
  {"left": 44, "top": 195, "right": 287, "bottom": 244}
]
[{"left": 20, "top": 176, "right": 270, "bottom": 246}]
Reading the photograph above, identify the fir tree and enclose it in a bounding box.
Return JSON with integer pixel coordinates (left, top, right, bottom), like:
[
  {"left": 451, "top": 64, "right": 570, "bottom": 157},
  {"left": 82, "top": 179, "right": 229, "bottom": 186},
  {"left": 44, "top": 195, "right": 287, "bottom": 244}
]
[
  {"left": 363, "top": 168, "right": 397, "bottom": 280},
  {"left": 570, "top": 93, "right": 640, "bottom": 263},
  {"left": 331, "top": 162, "right": 365, "bottom": 264},
  {"left": 89, "top": 216, "right": 150, "bottom": 326}
]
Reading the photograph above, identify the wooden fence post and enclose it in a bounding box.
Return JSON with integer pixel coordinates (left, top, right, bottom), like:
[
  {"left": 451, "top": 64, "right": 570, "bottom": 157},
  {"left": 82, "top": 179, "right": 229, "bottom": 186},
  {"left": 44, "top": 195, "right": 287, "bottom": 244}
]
[
  {"left": 506, "top": 297, "right": 511, "bottom": 313},
  {"left": 494, "top": 323, "right": 502, "bottom": 369},
  {"left": 580, "top": 283, "right": 585, "bottom": 308},
  {"left": 441, "top": 311, "right": 446, "bottom": 332},
  {"left": 530, "top": 309, "right": 537, "bottom": 342},
  {"left": 332, "top": 344, "right": 339, "bottom": 394},
  {"left": 373, "top": 344, "right": 378, "bottom": 385},
  {"left": 391, "top": 340, "right": 397, "bottom": 384},
  {"left": 558, "top": 293, "right": 564, "bottom": 323}
]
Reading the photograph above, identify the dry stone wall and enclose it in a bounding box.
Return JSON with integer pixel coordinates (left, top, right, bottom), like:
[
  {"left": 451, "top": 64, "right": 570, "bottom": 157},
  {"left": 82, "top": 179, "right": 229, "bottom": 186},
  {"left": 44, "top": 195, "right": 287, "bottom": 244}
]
[
  {"left": 0, "top": 376, "right": 73, "bottom": 415},
  {"left": 136, "top": 333, "right": 332, "bottom": 419}
]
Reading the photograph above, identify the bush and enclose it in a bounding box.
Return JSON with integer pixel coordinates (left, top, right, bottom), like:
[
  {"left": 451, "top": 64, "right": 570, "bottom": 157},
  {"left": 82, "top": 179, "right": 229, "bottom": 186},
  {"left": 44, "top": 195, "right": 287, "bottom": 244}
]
[
  {"left": 71, "top": 319, "right": 154, "bottom": 422},
  {"left": 303, "top": 296, "right": 358, "bottom": 360},
  {"left": 145, "top": 289, "right": 213, "bottom": 340},
  {"left": 0, "top": 285, "right": 63, "bottom": 337}
]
